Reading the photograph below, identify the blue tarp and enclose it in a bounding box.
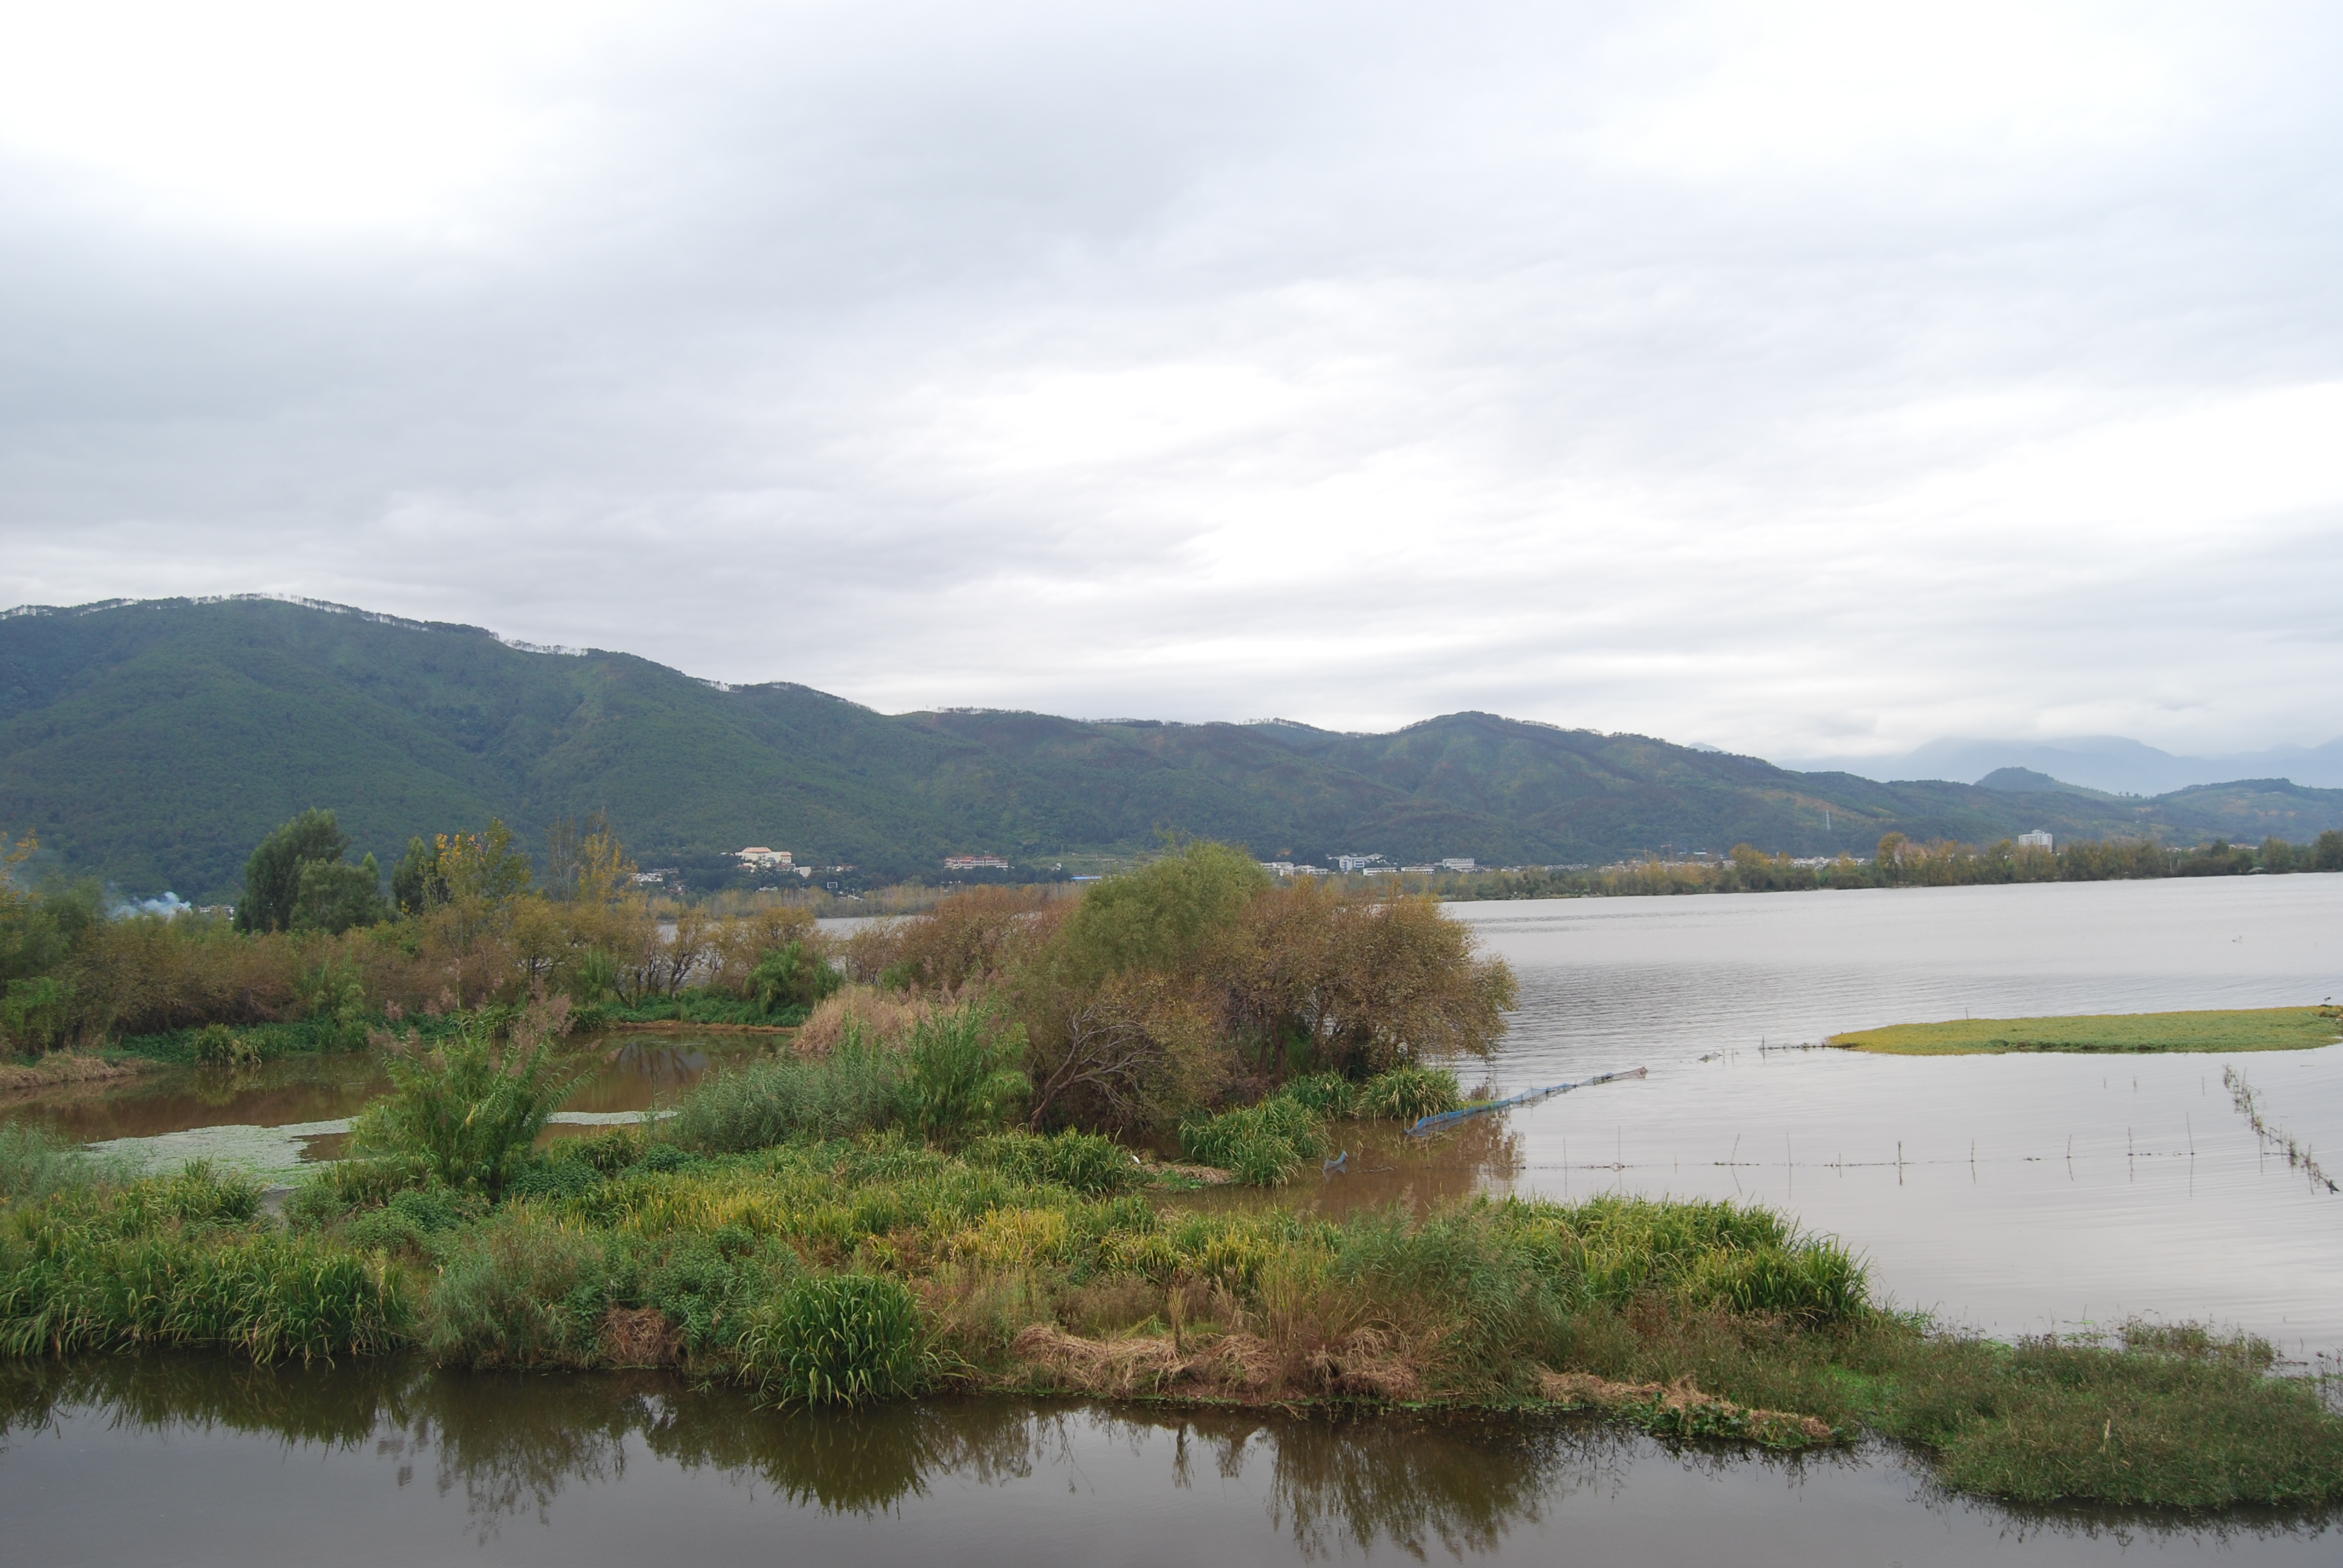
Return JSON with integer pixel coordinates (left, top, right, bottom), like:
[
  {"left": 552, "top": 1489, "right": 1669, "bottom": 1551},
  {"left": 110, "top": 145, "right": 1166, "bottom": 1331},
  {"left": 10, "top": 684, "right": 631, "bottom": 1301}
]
[{"left": 1405, "top": 1067, "right": 1647, "bottom": 1138}]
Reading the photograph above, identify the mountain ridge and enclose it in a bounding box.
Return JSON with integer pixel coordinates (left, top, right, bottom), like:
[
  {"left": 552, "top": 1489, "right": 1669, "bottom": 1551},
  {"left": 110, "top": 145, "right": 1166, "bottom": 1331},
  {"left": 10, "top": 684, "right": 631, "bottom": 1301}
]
[{"left": 5, "top": 598, "right": 2341, "bottom": 899}]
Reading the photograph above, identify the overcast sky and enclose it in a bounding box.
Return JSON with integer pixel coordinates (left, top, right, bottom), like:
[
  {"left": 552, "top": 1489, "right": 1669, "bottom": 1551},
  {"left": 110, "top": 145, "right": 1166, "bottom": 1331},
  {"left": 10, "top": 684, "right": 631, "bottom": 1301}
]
[{"left": 3, "top": 1, "right": 2339, "bottom": 759}]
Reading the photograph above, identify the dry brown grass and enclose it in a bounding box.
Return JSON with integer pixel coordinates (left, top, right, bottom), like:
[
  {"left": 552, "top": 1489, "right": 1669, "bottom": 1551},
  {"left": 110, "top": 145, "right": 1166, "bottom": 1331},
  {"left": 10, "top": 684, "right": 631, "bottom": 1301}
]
[
  {"left": 1538, "top": 1368, "right": 1833, "bottom": 1443},
  {"left": 0, "top": 1053, "right": 148, "bottom": 1093},
  {"left": 597, "top": 1306, "right": 683, "bottom": 1367},
  {"left": 793, "top": 985, "right": 937, "bottom": 1055}
]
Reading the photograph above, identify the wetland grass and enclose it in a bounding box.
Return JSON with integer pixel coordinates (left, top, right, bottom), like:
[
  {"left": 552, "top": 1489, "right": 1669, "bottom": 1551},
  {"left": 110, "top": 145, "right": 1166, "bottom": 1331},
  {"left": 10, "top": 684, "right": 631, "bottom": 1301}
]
[
  {"left": 8, "top": 1076, "right": 2343, "bottom": 1508},
  {"left": 1830, "top": 1006, "right": 2343, "bottom": 1056}
]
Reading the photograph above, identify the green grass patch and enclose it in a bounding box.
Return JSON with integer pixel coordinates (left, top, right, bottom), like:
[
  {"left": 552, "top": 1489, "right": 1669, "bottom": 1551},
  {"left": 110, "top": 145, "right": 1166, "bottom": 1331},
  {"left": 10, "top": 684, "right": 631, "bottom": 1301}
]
[{"left": 1832, "top": 1006, "right": 2343, "bottom": 1055}]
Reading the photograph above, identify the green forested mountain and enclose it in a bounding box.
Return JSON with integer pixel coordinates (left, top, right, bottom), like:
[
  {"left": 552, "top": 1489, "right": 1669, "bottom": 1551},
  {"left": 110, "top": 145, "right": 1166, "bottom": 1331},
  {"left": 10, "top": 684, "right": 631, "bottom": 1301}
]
[{"left": 4, "top": 597, "right": 2338, "bottom": 898}]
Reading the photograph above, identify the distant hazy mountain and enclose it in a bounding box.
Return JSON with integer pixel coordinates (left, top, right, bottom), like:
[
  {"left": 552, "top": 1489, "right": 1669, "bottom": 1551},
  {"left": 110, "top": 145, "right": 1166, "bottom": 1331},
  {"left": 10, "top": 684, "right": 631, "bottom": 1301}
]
[
  {"left": 6, "top": 598, "right": 2342, "bottom": 898},
  {"left": 1783, "top": 735, "right": 2343, "bottom": 795}
]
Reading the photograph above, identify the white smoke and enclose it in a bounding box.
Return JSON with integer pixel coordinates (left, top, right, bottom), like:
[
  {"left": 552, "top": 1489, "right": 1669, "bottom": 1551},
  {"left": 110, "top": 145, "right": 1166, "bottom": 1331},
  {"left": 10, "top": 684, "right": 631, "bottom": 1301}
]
[{"left": 111, "top": 891, "right": 194, "bottom": 919}]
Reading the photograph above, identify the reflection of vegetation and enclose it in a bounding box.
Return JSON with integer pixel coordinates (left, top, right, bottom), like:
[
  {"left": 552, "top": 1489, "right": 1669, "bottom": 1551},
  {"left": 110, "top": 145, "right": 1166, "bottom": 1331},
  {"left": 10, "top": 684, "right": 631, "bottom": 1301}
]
[
  {"left": 5, "top": 1354, "right": 2339, "bottom": 1546},
  {"left": 1835, "top": 1005, "right": 2343, "bottom": 1055}
]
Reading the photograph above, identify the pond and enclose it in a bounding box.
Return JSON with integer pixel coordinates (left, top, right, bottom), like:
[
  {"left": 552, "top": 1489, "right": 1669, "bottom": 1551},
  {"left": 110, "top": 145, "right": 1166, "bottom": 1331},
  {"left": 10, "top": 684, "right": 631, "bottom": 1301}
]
[
  {"left": 0, "top": 1034, "right": 765, "bottom": 1177},
  {"left": 2, "top": 1356, "right": 2334, "bottom": 1566}
]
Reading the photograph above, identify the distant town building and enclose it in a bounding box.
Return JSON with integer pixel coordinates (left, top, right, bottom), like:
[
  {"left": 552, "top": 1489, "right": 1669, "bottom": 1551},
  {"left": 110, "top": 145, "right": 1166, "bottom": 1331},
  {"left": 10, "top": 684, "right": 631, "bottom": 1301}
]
[
  {"left": 1335, "top": 854, "right": 1386, "bottom": 873},
  {"left": 630, "top": 870, "right": 667, "bottom": 886},
  {"left": 1438, "top": 858, "right": 1475, "bottom": 873},
  {"left": 944, "top": 854, "right": 1011, "bottom": 872},
  {"left": 2017, "top": 830, "right": 2054, "bottom": 850},
  {"left": 1400, "top": 864, "right": 1438, "bottom": 875},
  {"left": 735, "top": 846, "right": 793, "bottom": 871}
]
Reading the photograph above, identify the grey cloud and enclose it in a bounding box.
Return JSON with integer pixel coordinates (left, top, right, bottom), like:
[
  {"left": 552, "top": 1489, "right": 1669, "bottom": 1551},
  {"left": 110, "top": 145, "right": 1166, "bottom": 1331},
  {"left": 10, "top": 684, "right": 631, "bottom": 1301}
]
[{"left": 3, "top": 1, "right": 2341, "bottom": 759}]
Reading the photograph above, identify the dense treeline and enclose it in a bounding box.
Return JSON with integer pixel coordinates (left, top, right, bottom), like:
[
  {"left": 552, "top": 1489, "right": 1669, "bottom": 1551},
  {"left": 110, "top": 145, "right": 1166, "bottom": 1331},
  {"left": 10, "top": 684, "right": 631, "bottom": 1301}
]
[
  {"left": 0, "top": 813, "right": 836, "bottom": 1056},
  {"left": 2, "top": 817, "right": 1513, "bottom": 1140},
  {"left": 1454, "top": 830, "right": 2343, "bottom": 901}
]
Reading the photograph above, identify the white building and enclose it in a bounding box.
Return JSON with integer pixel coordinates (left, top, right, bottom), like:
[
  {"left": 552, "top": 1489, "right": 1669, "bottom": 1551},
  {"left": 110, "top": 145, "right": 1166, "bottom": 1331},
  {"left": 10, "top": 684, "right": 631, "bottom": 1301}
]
[
  {"left": 944, "top": 854, "right": 1011, "bottom": 872},
  {"left": 1335, "top": 853, "right": 1385, "bottom": 873},
  {"left": 1438, "top": 858, "right": 1475, "bottom": 873},
  {"left": 735, "top": 846, "right": 793, "bottom": 871},
  {"left": 2017, "top": 830, "right": 2054, "bottom": 850}
]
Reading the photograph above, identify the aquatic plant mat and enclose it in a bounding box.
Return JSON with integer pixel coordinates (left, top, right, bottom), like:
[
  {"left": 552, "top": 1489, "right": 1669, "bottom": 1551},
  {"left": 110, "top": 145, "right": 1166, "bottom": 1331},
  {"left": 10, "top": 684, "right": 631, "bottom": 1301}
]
[
  {"left": 5, "top": 1129, "right": 2341, "bottom": 1511},
  {"left": 1830, "top": 1006, "right": 2343, "bottom": 1056}
]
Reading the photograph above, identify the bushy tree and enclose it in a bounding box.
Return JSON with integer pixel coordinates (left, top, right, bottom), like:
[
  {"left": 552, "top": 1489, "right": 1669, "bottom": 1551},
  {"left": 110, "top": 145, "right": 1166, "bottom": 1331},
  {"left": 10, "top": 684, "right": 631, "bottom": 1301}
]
[
  {"left": 236, "top": 810, "right": 354, "bottom": 933},
  {"left": 293, "top": 854, "right": 385, "bottom": 935}
]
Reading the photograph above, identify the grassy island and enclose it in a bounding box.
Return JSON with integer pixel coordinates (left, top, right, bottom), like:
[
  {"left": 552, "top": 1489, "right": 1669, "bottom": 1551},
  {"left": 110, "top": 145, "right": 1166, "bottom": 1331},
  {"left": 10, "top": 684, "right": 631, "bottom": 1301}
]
[{"left": 1831, "top": 1006, "right": 2343, "bottom": 1056}]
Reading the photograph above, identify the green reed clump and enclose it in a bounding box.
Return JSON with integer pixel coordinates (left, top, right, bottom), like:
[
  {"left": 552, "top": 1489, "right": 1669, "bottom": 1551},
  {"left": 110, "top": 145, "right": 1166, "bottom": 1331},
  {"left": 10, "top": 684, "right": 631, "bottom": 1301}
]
[
  {"left": 669, "top": 1031, "right": 903, "bottom": 1154},
  {"left": 350, "top": 1019, "right": 570, "bottom": 1191},
  {"left": 738, "top": 1273, "right": 932, "bottom": 1405},
  {"left": 0, "top": 1122, "right": 108, "bottom": 1203},
  {"left": 898, "top": 1008, "right": 1028, "bottom": 1146},
  {"left": 0, "top": 1164, "right": 403, "bottom": 1362},
  {"left": 1180, "top": 1097, "right": 1331, "bottom": 1185},
  {"left": 339, "top": 1186, "right": 487, "bottom": 1259},
  {"left": 962, "top": 1129, "right": 1139, "bottom": 1196},
  {"left": 422, "top": 1209, "right": 615, "bottom": 1366},
  {"left": 1354, "top": 1064, "right": 1462, "bottom": 1123},
  {"left": 1277, "top": 1074, "right": 1361, "bottom": 1119}
]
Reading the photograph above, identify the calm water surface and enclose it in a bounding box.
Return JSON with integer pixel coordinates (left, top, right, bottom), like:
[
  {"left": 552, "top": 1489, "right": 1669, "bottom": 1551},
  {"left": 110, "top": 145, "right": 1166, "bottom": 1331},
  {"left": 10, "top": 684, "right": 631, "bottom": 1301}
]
[
  {"left": 2, "top": 1357, "right": 2332, "bottom": 1567},
  {"left": 1449, "top": 877, "right": 2343, "bottom": 1354}
]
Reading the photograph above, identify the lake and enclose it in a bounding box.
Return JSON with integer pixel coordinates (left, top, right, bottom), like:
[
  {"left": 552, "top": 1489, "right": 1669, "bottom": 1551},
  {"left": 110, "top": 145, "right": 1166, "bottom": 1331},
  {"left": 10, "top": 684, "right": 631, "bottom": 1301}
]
[{"left": 1448, "top": 877, "right": 2343, "bottom": 1359}]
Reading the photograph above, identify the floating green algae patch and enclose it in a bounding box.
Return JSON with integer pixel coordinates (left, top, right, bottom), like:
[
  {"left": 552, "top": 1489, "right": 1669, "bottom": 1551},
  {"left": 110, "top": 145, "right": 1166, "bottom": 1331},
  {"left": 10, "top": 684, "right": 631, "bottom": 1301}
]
[{"left": 1831, "top": 1006, "right": 2342, "bottom": 1056}]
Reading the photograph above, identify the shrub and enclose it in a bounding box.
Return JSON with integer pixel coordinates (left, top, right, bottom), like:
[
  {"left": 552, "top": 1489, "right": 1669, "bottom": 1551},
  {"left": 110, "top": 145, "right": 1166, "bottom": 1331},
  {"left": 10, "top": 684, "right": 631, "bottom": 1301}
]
[
  {"left": 349, "top": 1016, "right": 571, "bottom": 1190},
  {"left": 0, "top": 976, "right": 73, "bottom": 1053},
  {"left": 900, "top": 1008, "right": 1029, "bottom": 1146},
  {"left": 738, "top": 1273, "right": 931, "bottom": 1405},
  {"left": 192, "top": 1023, "right": 261, "bottom": 1067},
  {"left": 751, "top": 942, "right": 842, "bottom": 1014},
  {"left": 424, "top": 1212, "right": 612, "bottom": 1366}
]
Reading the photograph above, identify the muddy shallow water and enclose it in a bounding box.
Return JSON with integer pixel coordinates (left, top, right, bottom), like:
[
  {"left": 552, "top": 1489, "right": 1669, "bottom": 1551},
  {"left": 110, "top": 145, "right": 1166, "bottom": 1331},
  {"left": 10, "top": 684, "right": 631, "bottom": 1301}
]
[{"left": 1, "top": 1356, "right": 2334, "bottom": 1567}]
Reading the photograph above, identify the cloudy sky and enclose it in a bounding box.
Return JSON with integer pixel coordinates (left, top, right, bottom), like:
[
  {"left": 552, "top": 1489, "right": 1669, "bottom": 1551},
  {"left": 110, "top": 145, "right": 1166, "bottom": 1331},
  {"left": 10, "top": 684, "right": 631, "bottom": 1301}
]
[{"left": 3, "top": 1, "right": 2338, "bottom": 760}]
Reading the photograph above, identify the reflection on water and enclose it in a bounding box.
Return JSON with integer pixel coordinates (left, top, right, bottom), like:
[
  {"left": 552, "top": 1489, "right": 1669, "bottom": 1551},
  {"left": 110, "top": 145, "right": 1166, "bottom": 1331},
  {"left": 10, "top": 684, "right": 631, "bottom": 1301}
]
[
  {"left": 1, "top": 1356, "right": 2333, "bottom": 1565},
  {"left": 0, "top": 1033, "right": 767, "bottom": 1150},
  {"left": 1177, "top": 1116, "right": 1523, "bottom": 1222}
]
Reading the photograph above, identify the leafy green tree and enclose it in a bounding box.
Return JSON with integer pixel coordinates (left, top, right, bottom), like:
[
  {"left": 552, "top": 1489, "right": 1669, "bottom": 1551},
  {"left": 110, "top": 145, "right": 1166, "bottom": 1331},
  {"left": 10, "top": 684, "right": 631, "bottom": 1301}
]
[
  {"left": 436, "top": 820, "right": 532, "bottom": 904},
  {"left": 2317, "top": 831, "right": 2343, "bottom": 872},
  {"left": 235, "top": 810, "right": 351, "bottom": 933},
  {"left": 391, "top": 836, "right": 444, "bottom": 916},
  {"left": 752, "top": 941, "right": 842, "bottom": 1014},
  {"left": 1052, "top": 840, "right": 1269, "bottom": 986},
  {"left": 293, "top": 854, "right": 384, "bottom": 934}
]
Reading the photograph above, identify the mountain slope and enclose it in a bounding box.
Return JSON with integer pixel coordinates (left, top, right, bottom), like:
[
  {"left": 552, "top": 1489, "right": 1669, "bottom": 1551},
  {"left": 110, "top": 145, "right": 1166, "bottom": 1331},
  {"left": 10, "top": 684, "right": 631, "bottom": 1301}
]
[{"left": 4, "top": 598, "right": 2339, "bottom": 897}]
